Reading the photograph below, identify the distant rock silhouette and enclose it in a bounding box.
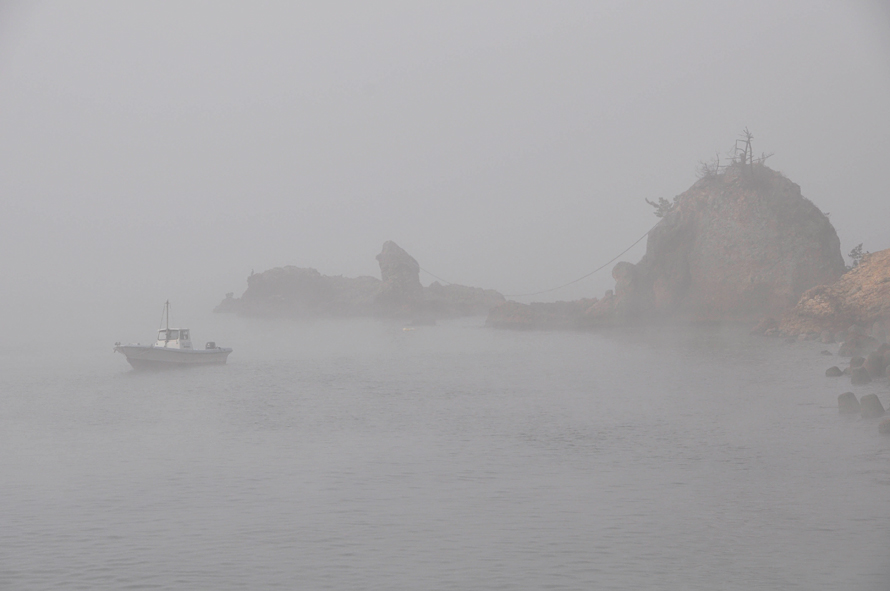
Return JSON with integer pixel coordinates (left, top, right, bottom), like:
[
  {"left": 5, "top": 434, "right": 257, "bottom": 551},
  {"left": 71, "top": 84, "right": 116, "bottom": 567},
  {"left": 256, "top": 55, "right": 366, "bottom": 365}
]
[
  {"left": 215, "top": 242, "right": 504, "bottom": 320},
  {"left": 375, "top": 241, "right": 424, "bottom": 317}
]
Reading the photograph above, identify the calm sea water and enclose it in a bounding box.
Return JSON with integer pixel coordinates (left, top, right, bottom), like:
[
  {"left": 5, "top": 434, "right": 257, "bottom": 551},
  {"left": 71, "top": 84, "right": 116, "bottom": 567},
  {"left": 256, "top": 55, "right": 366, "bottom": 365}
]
[{"left": 1, "top": 316, "right": 888, "bottom": 590}]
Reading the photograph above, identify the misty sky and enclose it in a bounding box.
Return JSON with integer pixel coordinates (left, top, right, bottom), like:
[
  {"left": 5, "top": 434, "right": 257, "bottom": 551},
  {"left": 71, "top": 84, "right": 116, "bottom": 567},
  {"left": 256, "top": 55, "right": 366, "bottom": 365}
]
[{"left": 1, "top": 1, "right": 888, "bottom": 334}]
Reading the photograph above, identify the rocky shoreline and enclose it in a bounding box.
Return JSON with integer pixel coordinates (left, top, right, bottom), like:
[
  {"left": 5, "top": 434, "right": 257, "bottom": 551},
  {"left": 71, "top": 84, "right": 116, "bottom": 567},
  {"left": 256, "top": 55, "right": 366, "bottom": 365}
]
[{"left": 214, "top": 157, "right": 889, "bottom": 433}]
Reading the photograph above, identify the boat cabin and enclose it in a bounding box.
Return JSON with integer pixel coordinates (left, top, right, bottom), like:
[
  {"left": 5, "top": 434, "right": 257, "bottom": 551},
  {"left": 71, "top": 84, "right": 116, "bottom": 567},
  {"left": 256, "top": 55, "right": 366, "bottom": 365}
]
[{"left": 156, "top": 328, "right": 192, "bottom": 349}]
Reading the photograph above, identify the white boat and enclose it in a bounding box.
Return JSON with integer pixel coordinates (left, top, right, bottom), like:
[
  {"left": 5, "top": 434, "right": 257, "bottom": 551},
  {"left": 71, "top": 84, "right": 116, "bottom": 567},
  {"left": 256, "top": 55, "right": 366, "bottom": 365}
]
[{"left": 114, "top": 301, "right": 232, "bottom": 369}]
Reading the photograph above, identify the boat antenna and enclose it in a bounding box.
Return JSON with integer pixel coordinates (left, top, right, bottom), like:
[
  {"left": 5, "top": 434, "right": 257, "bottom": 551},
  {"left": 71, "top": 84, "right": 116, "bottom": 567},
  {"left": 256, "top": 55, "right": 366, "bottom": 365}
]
[{"left": 159, "top": 300, "right": 171, "bottom": 331}]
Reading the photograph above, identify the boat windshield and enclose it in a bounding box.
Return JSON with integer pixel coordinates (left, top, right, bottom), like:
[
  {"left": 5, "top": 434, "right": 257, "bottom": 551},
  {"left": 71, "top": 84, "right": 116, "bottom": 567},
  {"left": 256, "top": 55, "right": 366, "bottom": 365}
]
[
  {"left": 181, "top": 330, "right": 189, "bottom": 340},
  {"left": 158, "top": 329, "right": 180, "bottom": 341}
]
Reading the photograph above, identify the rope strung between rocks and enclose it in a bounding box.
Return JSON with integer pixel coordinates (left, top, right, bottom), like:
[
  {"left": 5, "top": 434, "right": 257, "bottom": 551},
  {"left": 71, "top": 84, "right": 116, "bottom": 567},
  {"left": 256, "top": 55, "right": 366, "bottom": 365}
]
[
  {"left": 418, "top": 220, "right": 660, "bottom": 299},
  {"left": 502, "top": 223, "right": 656, "bottom": 297}
]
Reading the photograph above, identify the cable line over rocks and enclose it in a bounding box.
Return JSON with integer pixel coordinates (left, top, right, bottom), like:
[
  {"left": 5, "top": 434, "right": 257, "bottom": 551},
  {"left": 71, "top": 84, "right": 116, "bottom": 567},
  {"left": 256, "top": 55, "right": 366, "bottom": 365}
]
[
  {"left": 502, "top": 224, "right": 657, "bottom": 298},
  {"left": 419, "top": 221, "right": 658, "bottom": 299}
]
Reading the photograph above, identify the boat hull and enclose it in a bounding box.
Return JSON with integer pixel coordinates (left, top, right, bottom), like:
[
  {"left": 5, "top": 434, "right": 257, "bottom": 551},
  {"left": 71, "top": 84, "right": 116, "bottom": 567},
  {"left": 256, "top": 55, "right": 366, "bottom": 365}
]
[{"left": 114, "top": 345, "right": 232, "bottom": 369}]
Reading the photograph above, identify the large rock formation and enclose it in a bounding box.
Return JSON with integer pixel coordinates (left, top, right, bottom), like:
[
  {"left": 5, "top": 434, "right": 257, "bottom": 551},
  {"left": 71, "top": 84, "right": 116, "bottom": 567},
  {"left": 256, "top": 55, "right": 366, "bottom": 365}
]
[
  {"left": 375, "top": 241, "right": 424, "bottom": 316},
  {"left": 487, "top": 162, "right": 845, "bottom": 329},
  {"left": 215, "top": 242, "right": 505, "bottom": 319},
  {"left": 602, "top": 163, "right": 844, "bottom": 322},
  {"left": 778, "top": 248, "right": 890, "bottom": 337}
]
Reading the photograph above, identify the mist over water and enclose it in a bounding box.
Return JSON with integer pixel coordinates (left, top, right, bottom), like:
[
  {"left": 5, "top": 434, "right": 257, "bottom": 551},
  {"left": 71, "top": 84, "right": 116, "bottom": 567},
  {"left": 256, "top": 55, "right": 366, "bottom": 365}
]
[
  {"left": 2, "top": 317, "right": 888, "bottom": 590},
  {"left": 2, "top": 2, "right": 890, "bottom": 589}
]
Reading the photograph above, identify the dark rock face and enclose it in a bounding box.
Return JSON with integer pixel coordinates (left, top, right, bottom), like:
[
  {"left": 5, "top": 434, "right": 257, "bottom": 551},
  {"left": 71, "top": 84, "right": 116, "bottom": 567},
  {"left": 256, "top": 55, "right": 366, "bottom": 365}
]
[
  {"left": 850, "top": 367, "right": 872, "bottom": 385},
  {"left": 838, "top": 392, "right": 860, "bottom": 414},
  {"left": 860, "top": 394, "right": 886, "bottom": 418},
  {"left": 825, "top": 366, "right": 843, "bottom": 377},
  {"left": 607, "top": 164, "right": 844, "bottom": 324}
]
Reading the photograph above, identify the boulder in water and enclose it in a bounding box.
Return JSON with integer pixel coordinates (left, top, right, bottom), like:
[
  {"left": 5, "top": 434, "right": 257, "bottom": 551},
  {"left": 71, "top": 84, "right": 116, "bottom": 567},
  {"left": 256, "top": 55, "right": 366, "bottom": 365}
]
[
  {"left": 864, "top": 351, "right": 885, "bottom": 379},
  {"left": 850, "top": 367, "right": 872, "bottom": 385},
  {"left": 751, "top": 317, "right": 779, "bottom": 336},
  {"left": 879, "top": 418, "right": 890, "bottom": 434},
  {"left": 838, "top": 392, "right": 860, "bottom": 414},
  {"left": 860, "top": 394, "right": 886, "bottom": 418},
  {"left": 825, "top": 366, "right": 843, "bottom": 377},
  {"left": 838, "top": 334, "right": 880, "bottom": 357}
]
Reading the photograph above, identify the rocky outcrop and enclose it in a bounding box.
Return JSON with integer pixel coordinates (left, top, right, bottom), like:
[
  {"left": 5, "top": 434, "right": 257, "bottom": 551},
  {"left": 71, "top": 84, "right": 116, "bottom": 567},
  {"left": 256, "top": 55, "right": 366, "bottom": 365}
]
[
  {"left": 779, "top": 248, "right": 890, "bottom": 337},
  {"left": 375, "top": 241, "right": 423, "bottom": 316},
  {"left": 603, "top": 163, "right": 844, "bottom": 323},
  {"left": 488, "top": 161, "right": 845, "bottom": 330},
  {"left": 215, "top": 242, "right": 504, "bottom": 319},
  {"left": 215, "top": 266, "right": 382, "bottom": 317}
]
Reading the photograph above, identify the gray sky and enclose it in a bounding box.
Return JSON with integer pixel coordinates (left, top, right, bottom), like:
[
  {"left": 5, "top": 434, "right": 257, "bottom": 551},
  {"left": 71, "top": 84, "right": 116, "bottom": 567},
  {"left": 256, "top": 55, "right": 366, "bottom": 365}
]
[{"left": 1, "top": 1, "right": 888, "bottom": 335}]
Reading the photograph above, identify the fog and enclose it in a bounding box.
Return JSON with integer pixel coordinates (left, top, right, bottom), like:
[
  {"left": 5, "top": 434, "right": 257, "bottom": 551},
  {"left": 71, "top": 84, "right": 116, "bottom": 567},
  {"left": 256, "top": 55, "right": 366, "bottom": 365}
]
[
  {"left": 3, "top": 5, "right": 890, "bottom": 588},
  {"left": 1, "top": 1, "right": 889, "bottom": 336}
]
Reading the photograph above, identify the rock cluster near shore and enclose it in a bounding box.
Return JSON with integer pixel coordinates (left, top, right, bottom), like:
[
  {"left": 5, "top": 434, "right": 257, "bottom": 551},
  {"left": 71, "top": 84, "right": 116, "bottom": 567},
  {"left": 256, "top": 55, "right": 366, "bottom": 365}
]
[
  {"left": 488, "top": 162, "right": 845, "bottom": 330},
  {"left": 215, "top": 241, "right": 505, "bottom": 320},
  {"left": 777, "top": 248, "right": 890, "bottom": 338}
]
